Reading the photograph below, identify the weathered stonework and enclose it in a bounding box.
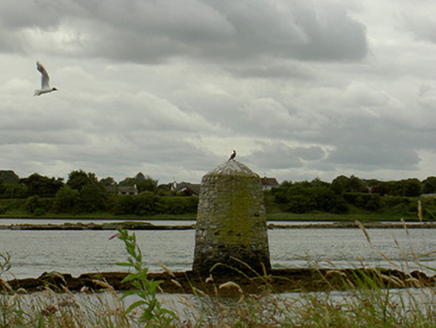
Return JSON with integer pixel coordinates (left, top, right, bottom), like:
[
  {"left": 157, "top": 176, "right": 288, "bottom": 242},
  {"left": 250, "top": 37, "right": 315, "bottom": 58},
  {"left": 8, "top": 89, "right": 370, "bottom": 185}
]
[{"left": 193, "top": 160, "right": 271, "bottom": 275}]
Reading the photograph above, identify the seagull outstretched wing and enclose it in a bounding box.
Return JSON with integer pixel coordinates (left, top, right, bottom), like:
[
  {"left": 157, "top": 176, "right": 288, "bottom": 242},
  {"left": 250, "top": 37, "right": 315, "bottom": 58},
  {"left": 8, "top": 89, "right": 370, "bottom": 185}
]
[{"left": 37, "top": 61, "right": 50, "bottom": 89}]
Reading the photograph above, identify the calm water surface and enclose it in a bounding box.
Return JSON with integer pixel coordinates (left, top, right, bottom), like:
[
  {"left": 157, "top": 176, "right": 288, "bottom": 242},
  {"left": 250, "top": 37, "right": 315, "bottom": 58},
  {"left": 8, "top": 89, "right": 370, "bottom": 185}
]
[{"left": 0, "top": 220, "right": 435, "bottom": 280}]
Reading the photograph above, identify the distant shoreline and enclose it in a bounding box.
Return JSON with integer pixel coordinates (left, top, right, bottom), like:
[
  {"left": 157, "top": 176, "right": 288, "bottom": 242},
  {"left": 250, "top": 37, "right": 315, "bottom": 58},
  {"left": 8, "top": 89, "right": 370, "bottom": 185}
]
[{"left": 1, "top": 220, "right": 436, "bottom": 230}]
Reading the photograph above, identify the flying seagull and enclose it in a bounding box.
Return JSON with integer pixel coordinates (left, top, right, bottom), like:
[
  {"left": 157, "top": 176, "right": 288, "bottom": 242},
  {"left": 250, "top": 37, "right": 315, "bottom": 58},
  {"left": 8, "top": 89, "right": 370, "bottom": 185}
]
[
  {"left": 34, "top": 61, "right": 57, "bottom": 96},
  {"left": 229, "top": 150, "right": 236, "bottom": 161}
]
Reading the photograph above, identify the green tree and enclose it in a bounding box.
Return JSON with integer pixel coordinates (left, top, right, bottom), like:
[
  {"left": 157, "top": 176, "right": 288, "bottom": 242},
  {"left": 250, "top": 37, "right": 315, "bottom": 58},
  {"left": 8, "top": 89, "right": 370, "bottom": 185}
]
[
  {"left": 272, "top": 180, "right": 348, "bottom": 214},
  {"left": 25, "top": 195, "right": 42, "bottom": 214},
  {"left": 422, "top": 176, "right": 436, "bottom": 194},
  {"left": 404, "top": 178, "right": 422, "bottom": 197},
  {"left": 331, "top": 175, "right": 367, "bottom": 194},
  {"left": 135, "top": 192, "right": 158, "bottom": 215},
  {"left": 119, "top": 173, "right": 158, "bottom": 193},
  {"left": 0, "top": 170, "right": 19, "bottom": 184},
  {"left": 348, "top": 175, "right": 367, "bottom": 193},
  {"left": 78, "top": 183, "right": 107, "bottom": 213},
  {"left": 331, "top": 175, "right": 349, "bottom": 194},
  {"left": 67, "top": 170, "right": 99, "bottom": 191},
  {"left": 20, "top": 173, "right": 63, "bottom": 197},
  {"left": 0, "top": 183, "right": 28, "bottom": 199},
  {"left": 100, "top": 177, "right": 116, "bottom": 187},
  {"left": 111, "top": 194, "right": 137, "bottom": 215},
  {"left": 119, "top": 177, "right": 136, "bottom": 187},
  {"left": 52, "top": 185, "right": 79, "bottom": 213},
  {"left": 312, "top": 186, "right": 348, "bottom": 213},
  {"left": 390, "top": 179, "right": 422, "bottom": 197},
  {"left": 137, "top": 176, "right": 158, "bottom": 193},
  {"left": 25, "top": 195, "right": 52, "bottom": 215}
]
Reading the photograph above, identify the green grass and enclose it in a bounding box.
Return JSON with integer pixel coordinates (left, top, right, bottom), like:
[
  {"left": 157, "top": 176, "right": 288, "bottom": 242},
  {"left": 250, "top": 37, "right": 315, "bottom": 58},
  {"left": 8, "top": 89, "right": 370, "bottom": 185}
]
[
  {"left": 0, "top": 212, "right": 197, "bottom": 221},
  {"left": 265, "top": 212, "right": 418, "bottom": 222},
  {"left": 1, "top": 211, "right": 418, "bottom": 222}
]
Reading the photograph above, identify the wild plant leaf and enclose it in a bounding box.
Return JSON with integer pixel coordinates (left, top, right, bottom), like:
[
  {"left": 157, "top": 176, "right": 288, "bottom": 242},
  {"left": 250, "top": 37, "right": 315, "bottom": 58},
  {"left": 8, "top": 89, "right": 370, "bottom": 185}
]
[
  {"left": 120, "top": 289, "right": 141, "bottom": 299},
  {"left": 158, "top": 308, "right": 177, "bottom": 318},
  {"left": 121, "top": 273, "right": 139, "bottom": 283},
  {"left": 125, "top": 300, "right": 147, "bottom": 314}
]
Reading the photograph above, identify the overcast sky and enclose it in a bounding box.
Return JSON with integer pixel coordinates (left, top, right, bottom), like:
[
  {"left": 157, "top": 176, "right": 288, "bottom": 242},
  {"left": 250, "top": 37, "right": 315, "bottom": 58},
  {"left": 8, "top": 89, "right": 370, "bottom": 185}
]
[{"left": 1, "top": 0, "right": 436, "bottom": 184}]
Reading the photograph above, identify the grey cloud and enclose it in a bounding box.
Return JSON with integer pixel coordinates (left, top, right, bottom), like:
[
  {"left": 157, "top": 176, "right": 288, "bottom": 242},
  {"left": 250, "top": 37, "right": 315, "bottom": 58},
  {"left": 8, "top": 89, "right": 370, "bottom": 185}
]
[
  {"left": 291, "top": 4, "right": 367, "bottom": 61},
  {"left": 248, "top": 142, "right": 326, "bottom": 169},
  {"left": 229, "top": 61, "right": 318, "bottom": 80},
  {"left": 1, "top": 0, "right": 368, "bottom": 64},
  {"left": 0, "top": 1, "right": 62, "bottom": 29},
  {"left": 3, "top": 1, "right": 434, "bottom": 184},
  {"left": 318, "top": 114, "right": 424, "bottom": 171},
  {"left": 402, "top": 13, "right": 436, "bottom": 43},
  {"left": 327, "top": 145, "right": 420, "bottom": 170}
]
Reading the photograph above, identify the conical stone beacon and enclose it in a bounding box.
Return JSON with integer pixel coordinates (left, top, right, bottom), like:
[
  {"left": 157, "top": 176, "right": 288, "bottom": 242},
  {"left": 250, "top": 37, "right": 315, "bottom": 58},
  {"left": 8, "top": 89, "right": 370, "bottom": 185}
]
[{"left": 193, "top": 160, "right": 271, "bottom": 275}]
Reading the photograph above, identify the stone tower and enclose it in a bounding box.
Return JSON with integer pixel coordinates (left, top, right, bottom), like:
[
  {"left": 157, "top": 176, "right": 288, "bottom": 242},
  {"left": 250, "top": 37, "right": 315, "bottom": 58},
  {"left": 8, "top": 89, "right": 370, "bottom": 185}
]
[{"left": 193, "top": 160, "right": 271, "bottom": 275}]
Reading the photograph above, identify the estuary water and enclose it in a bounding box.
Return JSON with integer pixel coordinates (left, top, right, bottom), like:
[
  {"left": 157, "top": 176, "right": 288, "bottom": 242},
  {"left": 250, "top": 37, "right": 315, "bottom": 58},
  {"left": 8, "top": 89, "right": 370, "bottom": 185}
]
[{"left": 0, "top": 219, "right": 435, "bottom": 280}]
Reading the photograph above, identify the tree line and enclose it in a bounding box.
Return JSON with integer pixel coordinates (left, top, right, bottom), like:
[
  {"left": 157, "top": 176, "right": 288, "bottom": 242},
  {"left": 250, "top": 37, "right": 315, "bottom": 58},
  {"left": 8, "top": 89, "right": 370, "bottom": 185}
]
[
  {"left": 0, "top": 170, "right": 198, "bottom": 216},
  {"left": 272, "top": 175, "right": 436, "bottom": 218},
  {"left": 1, "top": 170, "right": 436, "bottom": 219}
]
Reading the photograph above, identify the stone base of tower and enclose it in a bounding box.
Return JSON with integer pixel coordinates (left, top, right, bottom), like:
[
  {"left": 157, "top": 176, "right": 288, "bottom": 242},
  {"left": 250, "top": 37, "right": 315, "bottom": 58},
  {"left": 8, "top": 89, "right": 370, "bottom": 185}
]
[
  {"left": 193, "top": 242, "right": 271, "bottom": 276},
  {"left": 192, "top": 160, "right": 271, "bottom": 276}
]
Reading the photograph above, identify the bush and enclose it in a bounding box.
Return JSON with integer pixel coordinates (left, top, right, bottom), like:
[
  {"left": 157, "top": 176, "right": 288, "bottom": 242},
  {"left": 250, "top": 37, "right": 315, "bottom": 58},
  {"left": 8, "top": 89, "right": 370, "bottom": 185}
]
[
  {"left": 111, "top": 194, "right": 136, "bottom": 215},
  {"left": 135, "top": 193, "right": 159, "bottom": 216},
  {"left": 51, "top": 185, "right": 79, "bottom": 213},
  {"left": 24, "top": 196, "right": 52, "bottom": 214},
  {"left": 158, "top": 197, "right": 198, "bottom": 215},
  {"left": 77, "top": 184, "right": 107, "bottom": 213},
  {"left": 33, "top": 208, "right": 45, "bottom": 216},
  {"left": 345, "top": 193, "right": 381, "bottom": 211},
  {"left": 380, "top": 196, "right": 410, "bottom": 208}
]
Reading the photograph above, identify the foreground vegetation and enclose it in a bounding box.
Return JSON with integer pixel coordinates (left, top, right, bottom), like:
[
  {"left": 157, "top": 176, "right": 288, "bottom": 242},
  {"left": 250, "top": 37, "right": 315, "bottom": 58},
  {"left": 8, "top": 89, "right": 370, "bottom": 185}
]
[{"left": 1, "top": 227, "right": 436, "bottom": 327}]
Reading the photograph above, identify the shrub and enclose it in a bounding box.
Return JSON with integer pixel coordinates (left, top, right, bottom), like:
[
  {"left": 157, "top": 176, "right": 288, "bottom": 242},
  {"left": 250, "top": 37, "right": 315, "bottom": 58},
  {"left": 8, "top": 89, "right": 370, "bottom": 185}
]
[
  {"left": 33, "top": 208, "right": 45, "bottom": 216},
  {"left": 77, "top": 184, "right": 107, "bottom": 213},
  {"left": 52, "top": 185, "right": 79, "bottom": 213}
]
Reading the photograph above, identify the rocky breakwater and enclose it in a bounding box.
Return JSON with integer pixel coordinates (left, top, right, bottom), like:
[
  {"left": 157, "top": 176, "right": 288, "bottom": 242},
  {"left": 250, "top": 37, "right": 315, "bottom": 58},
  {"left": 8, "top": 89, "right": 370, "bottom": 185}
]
[{"left": 0, "top": 221, "right": 194, "bottom": 231}]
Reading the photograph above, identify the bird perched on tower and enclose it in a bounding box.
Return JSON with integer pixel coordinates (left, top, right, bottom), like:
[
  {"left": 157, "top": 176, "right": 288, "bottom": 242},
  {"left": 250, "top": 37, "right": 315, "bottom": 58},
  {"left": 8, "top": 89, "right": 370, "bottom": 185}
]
[
  {"left": 34, "top": 61, "right": 58, "bottom": 96},
  {"left": 229, "top": 150, "right": 236, "bottom": 161}
]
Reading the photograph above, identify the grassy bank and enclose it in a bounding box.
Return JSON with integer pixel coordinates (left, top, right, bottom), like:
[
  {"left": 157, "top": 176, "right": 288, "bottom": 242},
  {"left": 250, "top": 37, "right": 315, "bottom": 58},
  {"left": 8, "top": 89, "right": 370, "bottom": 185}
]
[
  {"left": 0, "top": 211, "right": 420, "bottom": 223},
  {"left": 1, "top": 191, "right": 433, "bottom": 222},
  {"left": 266, "top": 212, "right": 420, "bottom": 222}
]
